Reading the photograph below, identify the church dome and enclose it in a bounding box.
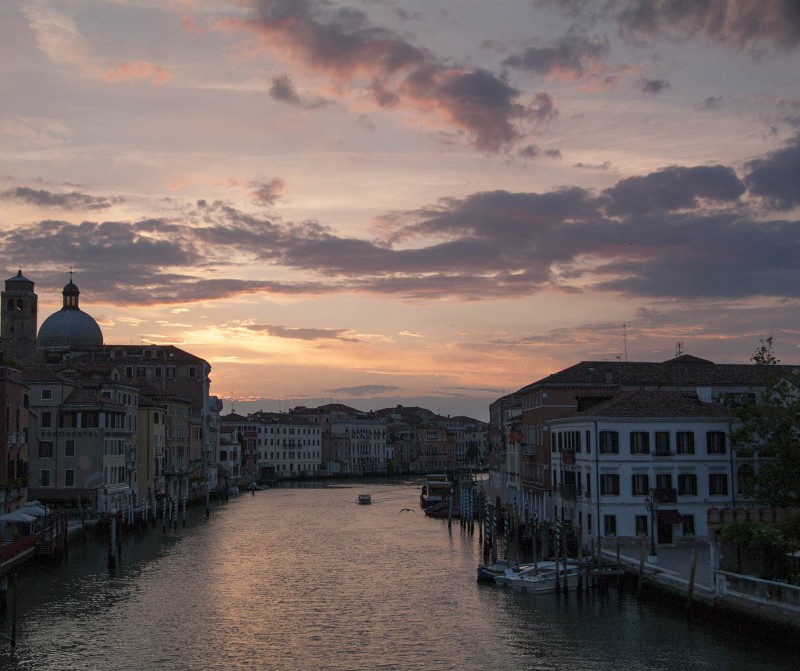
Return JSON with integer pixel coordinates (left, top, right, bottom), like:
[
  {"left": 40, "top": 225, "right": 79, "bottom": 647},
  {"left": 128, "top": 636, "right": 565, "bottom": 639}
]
[{"left": 36, "top": 278, "right": 103, "bottom": 352}]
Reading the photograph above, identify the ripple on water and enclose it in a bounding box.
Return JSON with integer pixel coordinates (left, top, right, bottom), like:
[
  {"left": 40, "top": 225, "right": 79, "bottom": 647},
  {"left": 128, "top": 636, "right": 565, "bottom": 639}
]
[{"left": 1, "top": 483, "right": 798, "bottom": 671}]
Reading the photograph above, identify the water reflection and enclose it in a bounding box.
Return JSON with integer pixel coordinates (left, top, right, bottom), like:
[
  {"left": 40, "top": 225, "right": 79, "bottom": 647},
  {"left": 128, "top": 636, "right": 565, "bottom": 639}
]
[{"left": 0, "top": 482, "right": 795, "bottom": 670}]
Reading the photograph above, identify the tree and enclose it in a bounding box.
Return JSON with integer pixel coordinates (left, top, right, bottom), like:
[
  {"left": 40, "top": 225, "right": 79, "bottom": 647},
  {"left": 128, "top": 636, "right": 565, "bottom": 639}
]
[{"left": 730, "top": 336, "right": 800, "bottom": 507}]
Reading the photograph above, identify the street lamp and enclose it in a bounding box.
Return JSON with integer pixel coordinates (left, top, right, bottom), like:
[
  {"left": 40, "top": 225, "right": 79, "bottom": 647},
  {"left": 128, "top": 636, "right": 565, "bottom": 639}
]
[{"left": 644, "top": 491, "right": 658, "bottom": 558}]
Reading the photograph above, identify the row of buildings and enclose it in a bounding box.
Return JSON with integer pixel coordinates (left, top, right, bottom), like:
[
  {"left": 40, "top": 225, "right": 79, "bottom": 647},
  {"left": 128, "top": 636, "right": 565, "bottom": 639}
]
[
  {"left": 220, "top": 405, "right": 488, "bottom": 483},
  {"left": 487, "top": 354, "right": 795, "bottom": 554},
  {"left": 0, "top": 270, "right": 489, "bottom": 521}
]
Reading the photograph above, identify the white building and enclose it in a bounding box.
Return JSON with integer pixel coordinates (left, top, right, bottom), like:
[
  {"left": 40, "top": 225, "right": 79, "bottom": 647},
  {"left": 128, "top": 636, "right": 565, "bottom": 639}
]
[
  {"left": 329, "top": 419, "right": 387, "bottom": 474},
  {"left": 549, "top": 390, "right": 747, "bottom": 553},
  {"left": 223, "top": 412, "right": 322, "bottom": 479}
]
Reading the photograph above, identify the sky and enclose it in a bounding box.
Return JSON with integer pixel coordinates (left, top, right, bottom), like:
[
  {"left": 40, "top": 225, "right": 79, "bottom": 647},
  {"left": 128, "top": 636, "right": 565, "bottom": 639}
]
[{"left": 1, "top": 0, "right": 800, "bottom": 421}]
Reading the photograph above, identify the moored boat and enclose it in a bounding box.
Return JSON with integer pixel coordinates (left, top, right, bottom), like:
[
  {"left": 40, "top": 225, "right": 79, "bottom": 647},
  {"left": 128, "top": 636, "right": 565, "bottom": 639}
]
[
  {"left": 495, "top": 560, "right": 583, "bottom": 594},
  {"left": 420, "top": 474, "right": 451, "bottom": 508},
  {"left": 476, "top": 559, "right": 512, "bottom": 583},
  {"left": 358, "top": 493, "right": 372, "bottom": 505}
]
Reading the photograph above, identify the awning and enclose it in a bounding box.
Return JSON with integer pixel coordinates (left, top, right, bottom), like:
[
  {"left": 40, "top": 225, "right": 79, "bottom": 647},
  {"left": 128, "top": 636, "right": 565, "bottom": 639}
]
[
  {"left": 0, "top": 511, "right": 37, "bottom": 523},
  {"left": 657, "top": 509, "right": 683, "bottom": 524}
]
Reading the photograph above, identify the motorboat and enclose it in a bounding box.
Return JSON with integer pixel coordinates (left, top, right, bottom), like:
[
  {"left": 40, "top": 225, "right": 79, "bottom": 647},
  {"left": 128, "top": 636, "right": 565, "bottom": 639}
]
[
  {"left": 492, "top": 561, "right": 552, "bottom": 587},
  {"left": 495, "top": 560, "right": 583, "bottom": 594},
  {"left": 358, "top": 494, "right": 372, "bottom": 505},
  {"left": 476, "top": 559, "right": 512, "bottom": 583},
  {"left": 420, "top": 474, "right": 451, "bottom": 508}
]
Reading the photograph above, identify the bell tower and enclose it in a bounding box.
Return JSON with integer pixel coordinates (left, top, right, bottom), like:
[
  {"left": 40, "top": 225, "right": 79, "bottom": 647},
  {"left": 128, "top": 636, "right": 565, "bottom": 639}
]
[{"left": 1, "top": 270, "right": 38, "bottom": 362}]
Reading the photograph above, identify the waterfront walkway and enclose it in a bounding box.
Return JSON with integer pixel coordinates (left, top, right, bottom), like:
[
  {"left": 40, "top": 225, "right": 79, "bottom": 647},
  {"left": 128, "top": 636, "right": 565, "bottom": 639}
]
[{"left": 601, "top": 542, "right": 715, "bottom": 601}]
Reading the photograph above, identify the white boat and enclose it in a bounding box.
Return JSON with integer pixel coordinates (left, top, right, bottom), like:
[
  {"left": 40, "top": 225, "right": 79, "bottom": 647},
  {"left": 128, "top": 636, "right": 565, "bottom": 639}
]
[
  {"left": 495, "top": 560, "right": 582, "bottom": 594},
  {"left": 493, "top": 561, "right": 554, "bottom": 587},
  {"left": 420, "top": 474, "right": 450, "bottom": 508}
]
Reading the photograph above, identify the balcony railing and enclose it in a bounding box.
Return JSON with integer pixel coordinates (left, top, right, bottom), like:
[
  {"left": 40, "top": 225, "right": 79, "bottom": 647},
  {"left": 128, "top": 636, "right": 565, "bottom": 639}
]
[
  {"left": 558, "top": 483, "right": 577, "bottom": 499},
  {"left": 654, "top": 449, "right": 674, "bottom": 457},
  {"left": 653, "top": 487, "right": 677, "bottom": 503}
]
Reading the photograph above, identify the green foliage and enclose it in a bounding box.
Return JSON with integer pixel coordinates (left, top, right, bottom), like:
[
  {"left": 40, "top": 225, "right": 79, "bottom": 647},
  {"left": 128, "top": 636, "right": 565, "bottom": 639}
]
[
  {"left": 720, "top": 520, "right": 798, "bottom": 580},
  {"left": 730, "top": 336, "right": 800, "bottom": 507}
]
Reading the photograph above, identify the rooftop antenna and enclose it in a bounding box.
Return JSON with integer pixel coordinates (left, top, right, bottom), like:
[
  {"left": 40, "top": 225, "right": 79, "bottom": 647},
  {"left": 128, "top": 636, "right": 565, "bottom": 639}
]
[
  {"left": 675, "top": 341, "right": 684, "bottom": 358},
  {"left": 623, "top": 323, "right": 628, "bottom": 363}
]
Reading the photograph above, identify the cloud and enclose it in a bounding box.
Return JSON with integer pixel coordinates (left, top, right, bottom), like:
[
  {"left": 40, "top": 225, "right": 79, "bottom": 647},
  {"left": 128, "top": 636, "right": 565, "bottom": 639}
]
[
  {"left": 503, "top": 35, "right": 611, "bottom": 81},
  {"left": 247, "top": 178, "right": 285, "bottom": 206},
  {"left": 323, "top": 384, "right": 402, "bottom": 396},
  {"left": 214, "top": 0, "right": 550, "bottom": 152},
  {"left": 777, "top": 98, "right": 800, "bottom": 128},
  {"left": 103, "top": 61, "right": 173, "bottom": 85},
  {"left": 603, "top": 165, "right": 745, "bottom": 215},
  {"left": 269, "top": 74, "right": 330, "bottom": 109},
  {"left": 20, "top": 3, "right": 173, "bottom": 86},
  {"left": 697, "top": 96, "right": 723, "bottom": 111},
  {"left": 4, "top": 136, "right": 799, "bottom": 306},
  {"left": 743, "top": 135, "right": 800, "bottom": 210},
  {"left": 244, "top": 323, "right": 360, "bottom": 341},
  {"left": 637, "top": 78, "right": 670, "bottom": 94},
  {"left": 517, "top": 144, "right": 562, "bottom": 160},
  {"left": 0, "top": 186, "right": 120, "bottom": 210},
  {"left": 617, "top": 0, "right": 800, "bottom": 53},
  {"left": 541, "top": 0, "right": 800, "bottom": 55},
  {"left": 575, "top": 160, "right": 612, "bottom": 170}
]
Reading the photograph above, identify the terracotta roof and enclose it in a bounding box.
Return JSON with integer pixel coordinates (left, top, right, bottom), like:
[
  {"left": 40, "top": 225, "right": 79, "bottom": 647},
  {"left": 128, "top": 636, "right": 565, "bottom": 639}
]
[
  {"left": 552, "top": 390, "right": 735, "bottom": 421},
  {"left": 63, "top": 386, "right": 126, "bottom": 410},
  {"left": 519, "top": 359, "right": 799, "bottom": 392}
]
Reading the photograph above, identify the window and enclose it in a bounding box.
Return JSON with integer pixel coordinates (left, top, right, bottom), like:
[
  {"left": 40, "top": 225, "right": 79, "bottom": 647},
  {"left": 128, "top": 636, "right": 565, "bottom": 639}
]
[
  {"left": 41, "top": 388, "right": 52, "bottom": 400},
  {"left": 630, "top": 431, "right": 650, "bottom": 454},
  {"left": 65, "top": 469, "right": 75, "bottom": 487},
  {"left": 585, "top": 430, "right": 591, "bottom": 454},
  {"left": 676, "top": 432, "right": 695, "bottom": 454},
  {"left": 632, "top": 473, "right": 649, "bottom": 495},
  {"left": 65, "top": 439, "right": 75, "bottom": 457},
  {"left": 656, "top": 473, "right": 672, "bottom": 490},
  {"left": 154, "top": 367, "right": 162, "bottom": 379},
  {"left": 635, "top": 515, "right": 648, "bottom": 536},
  {"left": 678, "top": 473, "right": 697, "bottom": 495},
  {"left": 600, "top": 473, "right": 620, "bottom": 495},
  {"left": 39, "top": 441, "right": 53, "bottom": 458},
  {"left": 40, "top": 469, "right": 51, "bottom": 487},
  {"left": 41, "top": 411, "right": 52, "bottom": 428},
  {"left": 189, "top": 366, "right": 197, "bottom": 379},
  {"left": 166, "top": 367, "right": 176, "bottom": 379},
  {"left": 125, "top": 366, "right": 133, "bottom": 378},
  {"left": 599, "top": 431, "right": 619, "bottom": 454},
  {"left": 604, "top": 515, "right": 617, "bottom": 536},
  {"left": 706, "top": 431, "right": 727, "bottom": 454},
  {"left": 655, "top": 432, "right": 671, "bottom": 454},
  {"left": 709, "top": 473, "right": 728, "bottom": 495},
  {"left": 683, "top": 514, "right": 695, "bottom": 536}
]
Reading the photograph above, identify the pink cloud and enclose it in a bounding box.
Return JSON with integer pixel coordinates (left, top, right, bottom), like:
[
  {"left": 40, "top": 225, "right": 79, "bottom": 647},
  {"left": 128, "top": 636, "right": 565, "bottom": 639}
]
[
  {"left": 104, "top": 61, "right": 173, "bottom": 85},
  {"left": 213, "top": 1, "right": 548, "bottom": 152}
]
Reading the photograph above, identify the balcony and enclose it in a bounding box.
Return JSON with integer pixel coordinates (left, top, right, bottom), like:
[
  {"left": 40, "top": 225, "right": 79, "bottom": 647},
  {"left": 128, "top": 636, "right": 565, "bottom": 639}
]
[
  {"left": 654, "top": 449, "right": 674, "bottom": 458},
  {"left": 653, "top": 487, "right": 677, "bottom": 504},
  {"left": 558, "top": 483, "right": 577, "bottom": 500}
]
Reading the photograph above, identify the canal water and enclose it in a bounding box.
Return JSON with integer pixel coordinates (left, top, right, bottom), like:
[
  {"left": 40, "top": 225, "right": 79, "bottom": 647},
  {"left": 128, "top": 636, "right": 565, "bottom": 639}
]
[{"left": 0, "top": 481, "right": 795, "bottom": 670}]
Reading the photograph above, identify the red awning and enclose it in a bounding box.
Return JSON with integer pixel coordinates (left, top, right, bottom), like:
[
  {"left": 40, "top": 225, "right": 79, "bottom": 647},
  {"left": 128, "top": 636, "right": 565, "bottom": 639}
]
[{"left": 657, "top": 509, "right": 683, "bottom": 524}]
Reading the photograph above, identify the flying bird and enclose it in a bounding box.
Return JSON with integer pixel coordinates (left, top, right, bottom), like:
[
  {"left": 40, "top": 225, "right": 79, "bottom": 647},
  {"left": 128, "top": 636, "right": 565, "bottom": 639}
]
[{"left": 398, "top": 508, "right": 416, "bottom": 515}]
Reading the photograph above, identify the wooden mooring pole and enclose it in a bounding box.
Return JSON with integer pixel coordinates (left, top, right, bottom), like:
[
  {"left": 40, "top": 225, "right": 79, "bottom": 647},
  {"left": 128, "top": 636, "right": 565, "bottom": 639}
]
[
  {"left": 686, "top": 545, "right": 698, "bottom": 619},
  {"left": 637, "top": 535, "right": 646, "bottom": 600}
]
